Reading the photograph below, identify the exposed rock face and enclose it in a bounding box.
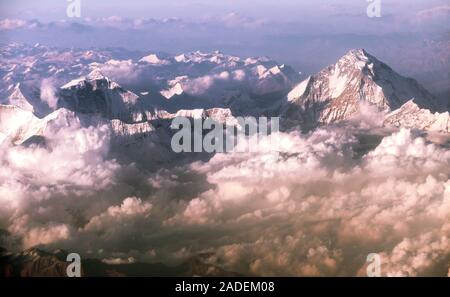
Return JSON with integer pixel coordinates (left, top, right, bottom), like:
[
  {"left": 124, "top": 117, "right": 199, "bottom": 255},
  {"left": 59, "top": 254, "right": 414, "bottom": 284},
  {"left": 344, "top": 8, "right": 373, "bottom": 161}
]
[
  {"left": 0, "top": 248, "right": 74, "bottom": 277},
  {"left": 0, "top": 247, "right": 240, "bottom": 277},
  {"left": 59, "top": 70, "right": 143, "bottom": 122}
]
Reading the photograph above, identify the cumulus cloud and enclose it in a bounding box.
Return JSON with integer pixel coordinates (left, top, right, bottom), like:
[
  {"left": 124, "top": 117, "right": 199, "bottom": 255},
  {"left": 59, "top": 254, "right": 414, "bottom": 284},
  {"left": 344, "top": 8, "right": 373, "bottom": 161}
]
[
  {"left": 181, "top": 71, "right": 233, "bottom": 96},
  {"left": 348, "top": 100, "right": 386, "bottom": 129},
  {"left": 364, "top": 129, "right": 450, "bottom": 176},
  {"left": 216, "top": 13, "right": 268, "bottom": 29},
  {"left": 0, "top": 19, "right": 28, "bottom": 30},
  {"left": 94, "top": 59, "right": 142, "bottom": 85},
  {"left": 9, "top": 218, "right": 71, "bottom": 249},
  {"left": 0, "top": 19, "right": 41, "bottom": 31},
  {"left": 158, "top": 128, "right": 450, "bottom": 276},
  {"left": 83, "top": 16, "right": 182, "bottom": 29},
  {"left": 102, "top": 257, "right": 136, "bottom": 265},
  {"left": 83, "top": 197, "right": 152, "bottom": 232},
  {"left": 380, "top": 230, "right": 450, "bottom": 276},
  {"left": 416, "top": 5, "right": 450, "bottom": 20},
  {"left": 1, "top": 121, "right": 449, "bottom": 276},
  {"left": 40, "top": 78, "right": 58, "bottom": 109},
  {"left": 178, "top": 67, "right": 283, "bottom": 98},
  {"left": 0, "top": 113, "right": 121, "bottom": 250}
]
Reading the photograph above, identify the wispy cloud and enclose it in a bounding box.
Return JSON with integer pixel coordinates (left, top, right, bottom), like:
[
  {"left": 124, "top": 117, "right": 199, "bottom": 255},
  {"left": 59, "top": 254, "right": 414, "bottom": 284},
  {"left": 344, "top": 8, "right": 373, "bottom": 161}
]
[{"left": 416, "top": 5, "right": 450, "bottom": 20}]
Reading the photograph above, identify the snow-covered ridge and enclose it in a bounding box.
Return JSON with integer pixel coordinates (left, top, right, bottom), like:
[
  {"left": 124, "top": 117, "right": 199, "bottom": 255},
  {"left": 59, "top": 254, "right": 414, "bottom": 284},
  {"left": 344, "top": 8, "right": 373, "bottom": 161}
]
[
  {"left": 110, "top": 119, "right": 154, "bottom": 137},
  {"left": 153, "top": 107, "right": 237, "bottom": 124},
  {"left": 384, "top": 100, "right": 450, "bottom": 133},
  {"left": 135, "top": 50, "right": 279, "bottom": 70},
  {"left": 0, "top": 101, "right": 238, "bottom": 145},
  {"left": 287, "top": 76, "right": 312, "bottom": 102},
  {"left": 0, "top": 105, "right": 44, "bottom": 144},
  {"left": 0, "top": 105, "right": 82, "bottom": 145},
  {"left": 0, "top": 103, "right": 154, "bottom": 144},
  {"left": 160, "top": 82, "right": 184, "bottom": 99}
]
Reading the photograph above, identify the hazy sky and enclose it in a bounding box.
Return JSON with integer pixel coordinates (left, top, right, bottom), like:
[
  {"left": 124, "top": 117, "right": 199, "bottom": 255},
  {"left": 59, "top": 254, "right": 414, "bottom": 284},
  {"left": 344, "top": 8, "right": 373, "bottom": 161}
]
[
  {"left": 1, "top": 0, "right": 449, "bottom": 22},
  {"left": 1, "top": 0, "right": 449, "bottom": 96}
]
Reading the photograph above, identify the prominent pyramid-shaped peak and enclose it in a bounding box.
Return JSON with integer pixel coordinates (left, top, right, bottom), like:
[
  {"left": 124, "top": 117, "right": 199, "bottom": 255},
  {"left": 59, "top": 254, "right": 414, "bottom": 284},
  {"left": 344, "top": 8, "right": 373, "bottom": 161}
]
[
  {"left": 283, "top": 49, "right": 439, "bottom": 128},
  {"left": 62, "top": 69, "right": 114, "bottom": 90},
  {"left": 8, "top": 84, "right": 34, "bottom": 111}
]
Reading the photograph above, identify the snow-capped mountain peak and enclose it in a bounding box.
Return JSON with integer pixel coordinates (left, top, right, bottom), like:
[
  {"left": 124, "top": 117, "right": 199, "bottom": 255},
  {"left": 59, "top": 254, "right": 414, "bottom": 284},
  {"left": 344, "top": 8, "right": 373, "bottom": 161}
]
[
  {"left": 174, "top": 54, "right": 188, "bottom": 63},
  {"left": 61, "top": 69, "right": 101, "bottom": 89},
  {"left": 283, "top": 48, "right": 440, "bottom": 129},
  {"left": 139, "top": 54, "right": 170, "bottom": 65},
  {"left": 61, "top": 69, "right": 132, "bottom": 95},
  {"left": 59, "top": 70, "right": 141, "bottom": 121},
  {"left": 86, "top": 68, "right": 108, "bottom": 81},
  {"left": 160, "top": 82, "right": 184, "bottom": 99}
]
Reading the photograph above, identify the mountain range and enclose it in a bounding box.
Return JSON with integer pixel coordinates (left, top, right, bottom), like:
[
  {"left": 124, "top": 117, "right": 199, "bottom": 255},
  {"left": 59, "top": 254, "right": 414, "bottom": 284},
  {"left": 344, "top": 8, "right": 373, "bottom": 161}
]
[{"left": 1, "top": 44, "right": 448, "bottom": 148}]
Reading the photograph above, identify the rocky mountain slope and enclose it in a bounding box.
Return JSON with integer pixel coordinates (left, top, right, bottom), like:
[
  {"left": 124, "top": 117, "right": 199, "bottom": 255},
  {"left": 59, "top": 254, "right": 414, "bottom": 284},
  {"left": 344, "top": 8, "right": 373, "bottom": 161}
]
[{"left": 0, "top": 247, "right": 240, "bottom": 277}]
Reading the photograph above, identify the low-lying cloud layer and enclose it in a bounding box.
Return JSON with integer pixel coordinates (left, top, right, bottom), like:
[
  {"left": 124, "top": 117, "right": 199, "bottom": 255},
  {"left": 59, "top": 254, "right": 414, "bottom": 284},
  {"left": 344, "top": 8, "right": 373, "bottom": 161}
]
[{"left": 0, "top": 117, "right": 449, "bottom": 276}]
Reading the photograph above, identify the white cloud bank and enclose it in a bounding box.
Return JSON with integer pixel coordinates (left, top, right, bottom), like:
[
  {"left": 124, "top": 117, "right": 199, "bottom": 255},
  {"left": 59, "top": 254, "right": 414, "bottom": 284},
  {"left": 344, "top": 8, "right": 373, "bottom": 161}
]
[
  {"left": 40, "top": 79, "right": 58, "bottom": 110},
  {"left": 163, "top": 129, "right": 450, "bottom": 276},
  {"left": 0, "top": 124, "right": 449, "bottom": 276}
]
